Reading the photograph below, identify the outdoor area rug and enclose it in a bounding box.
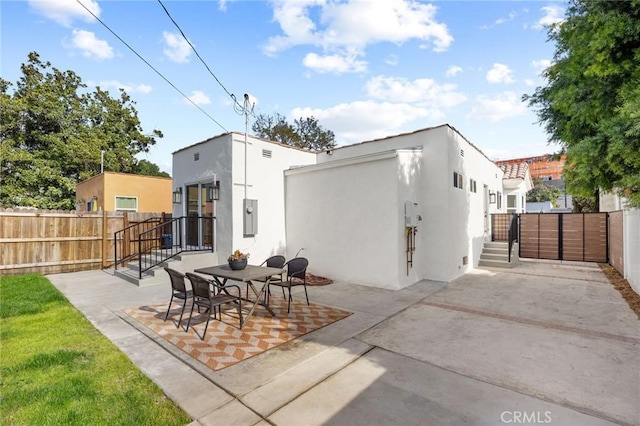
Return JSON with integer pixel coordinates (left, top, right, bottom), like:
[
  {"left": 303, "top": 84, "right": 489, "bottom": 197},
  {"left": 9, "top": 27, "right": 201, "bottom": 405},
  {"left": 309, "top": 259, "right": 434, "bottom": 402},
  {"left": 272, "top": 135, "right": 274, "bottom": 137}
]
[{"left": 123, "top": 296, "right": 351, "bottom": 371}]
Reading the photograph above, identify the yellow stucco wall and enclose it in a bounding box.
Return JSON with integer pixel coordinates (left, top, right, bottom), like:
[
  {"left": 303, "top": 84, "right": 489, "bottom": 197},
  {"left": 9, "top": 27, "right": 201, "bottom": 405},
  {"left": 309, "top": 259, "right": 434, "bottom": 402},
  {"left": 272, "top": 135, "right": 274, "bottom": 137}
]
[{"left": 76, "top": 172, "right": 172, "bottom": 213}]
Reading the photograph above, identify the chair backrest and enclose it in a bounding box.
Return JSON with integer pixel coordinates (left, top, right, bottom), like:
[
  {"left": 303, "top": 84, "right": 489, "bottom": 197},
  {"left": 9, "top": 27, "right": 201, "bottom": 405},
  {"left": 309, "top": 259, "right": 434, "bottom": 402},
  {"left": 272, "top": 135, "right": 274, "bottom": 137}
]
[
  {"left": 264, "top": 255, "right": 286, "bottom": 269},
  {"left": 286, "top": 257, "right": 308, "bottom": 280},
  {"left": 164, "top": 267, "right": 187, "bottom": 293},
  {"left": 185, "top": 273, "right": 212, "bottom": 299}
]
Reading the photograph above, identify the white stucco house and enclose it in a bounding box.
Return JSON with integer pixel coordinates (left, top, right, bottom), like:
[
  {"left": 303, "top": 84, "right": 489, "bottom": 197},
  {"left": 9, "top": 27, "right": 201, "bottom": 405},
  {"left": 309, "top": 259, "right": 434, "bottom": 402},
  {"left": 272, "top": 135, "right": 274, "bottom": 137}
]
[
  {"left": 499, "top": 163, "right": 533, "bottom": 214},
  {"left": 172, "top": 124, "right": 507, "bottom": 290}
]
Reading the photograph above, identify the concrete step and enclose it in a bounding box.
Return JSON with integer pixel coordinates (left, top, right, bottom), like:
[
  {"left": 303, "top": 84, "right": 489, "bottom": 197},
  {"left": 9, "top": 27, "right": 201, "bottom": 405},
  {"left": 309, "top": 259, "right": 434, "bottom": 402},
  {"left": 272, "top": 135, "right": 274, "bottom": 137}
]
[
  {"left": 483, "top": 241, "right": 509, "bottom": 249},
  {"left": 115, "top": 251, "right": 219, "bottom": 287},
  {"left": 478, "top": 259, "right": 513, "bottom": 268},
  {"left": 483, "top": 247, "right": 509, "bottom": 255},
  {"left": 480, "top": 253, "right": 509, "bottom": 262}
]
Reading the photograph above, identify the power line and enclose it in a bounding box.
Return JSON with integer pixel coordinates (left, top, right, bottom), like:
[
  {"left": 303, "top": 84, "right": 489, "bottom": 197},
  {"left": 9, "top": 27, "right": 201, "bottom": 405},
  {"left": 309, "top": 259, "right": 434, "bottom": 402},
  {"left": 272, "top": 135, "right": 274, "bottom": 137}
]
[
  {"left": 74, "top": 0, "right": 228, "bottom": 132},
  {"left": 156, "top": 0, "right": 256, "bottom": 119}
]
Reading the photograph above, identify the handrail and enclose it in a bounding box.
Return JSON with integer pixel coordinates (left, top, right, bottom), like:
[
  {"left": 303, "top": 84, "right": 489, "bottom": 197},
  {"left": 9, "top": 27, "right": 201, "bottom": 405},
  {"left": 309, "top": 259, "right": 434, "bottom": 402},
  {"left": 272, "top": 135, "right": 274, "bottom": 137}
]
[
  {"left": 136, "top": 215, "right": 215, "bottom": 278},
  {"left": 114, "top": 216, "right": 164, "bottom": 270},
  {"left": 508, "top": 213, "right": 519, "bottom": 262}
]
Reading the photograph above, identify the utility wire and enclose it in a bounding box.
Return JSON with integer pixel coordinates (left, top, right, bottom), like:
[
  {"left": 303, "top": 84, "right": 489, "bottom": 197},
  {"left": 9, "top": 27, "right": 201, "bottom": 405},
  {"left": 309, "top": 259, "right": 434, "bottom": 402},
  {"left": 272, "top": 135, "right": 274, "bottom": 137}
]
[
  {"left": 157, "top": 0, "right": 256, "bottom": 119},
  {"left": 75, "top": 0, "right": 228, "bottom": 132}
]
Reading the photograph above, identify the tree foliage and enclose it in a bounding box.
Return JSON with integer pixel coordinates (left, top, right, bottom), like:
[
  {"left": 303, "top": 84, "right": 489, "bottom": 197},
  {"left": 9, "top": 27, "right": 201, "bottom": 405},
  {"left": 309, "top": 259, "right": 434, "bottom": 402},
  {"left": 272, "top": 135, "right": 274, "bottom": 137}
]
[
  {"left": 252, "top": 113, "right": 336, "bottom": 151},
  {"left": 527, "top": 178, "right": 562, "bottom": 204},
  {"left": 0, "top": 52, "right": 164, "bottom": 209},
  {"left": 524, "top": 0, "right": 640, "bottom": 208}
]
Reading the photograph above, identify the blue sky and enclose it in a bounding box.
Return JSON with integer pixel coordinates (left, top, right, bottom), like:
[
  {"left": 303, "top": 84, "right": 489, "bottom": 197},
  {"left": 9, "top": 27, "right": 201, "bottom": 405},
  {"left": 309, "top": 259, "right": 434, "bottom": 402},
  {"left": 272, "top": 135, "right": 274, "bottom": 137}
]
[{"left": 1, "top": 0, "right": 566, "bottom": 174}]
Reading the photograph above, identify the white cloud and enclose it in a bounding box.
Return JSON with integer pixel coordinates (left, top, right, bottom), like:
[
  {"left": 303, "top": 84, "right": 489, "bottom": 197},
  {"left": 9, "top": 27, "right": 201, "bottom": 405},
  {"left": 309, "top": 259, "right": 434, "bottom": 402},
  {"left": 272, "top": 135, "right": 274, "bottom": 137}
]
[
  {"left": 524, "top": 79, "right": 536, "bottom": 87},
  {"left": 481, "top": 10, "right": 518, "bottom": 30},
  {"left": 385, "top": 55, "right": 399, "bottom": 66},
  {"left": 28, "top": 0, "right": 99, "bottom": 27},
  {"left": 264, "top": 0, "right": 453, "bottom": 73},
  {"left": 66, "top": 30, "right": 113, "bottom": 60},
  {"left": 466, "top": 91, "right": 527, "bottom": 122},
  {"left": 486, "top": 63, "right": 515, "bottom": 84},
  {"left": 97, "top": 80, "right": 152, "bottom": 94},
  {"left": 535, "top": 5, "right": 564, "bottom": 29},
  {"left": 302, "top": 52, "right": 367, "bottom": 74},
  {"left": 531, "top": 59, "right": 552, "bottom": 75},
  {"left": 446, "top": 65, "right": 463, "bottom": 77},
  {"left": 292, "top": 100, "right": 440, "bottom": 144},
  {"left": 365, "top": 76, "right": 467, "bottom": 108},
  {"left": 163, "top": 31, "right": 191, "bottom": 63},
  {"left": 184, "top": 91, "right": 211, "bottom": 106}
]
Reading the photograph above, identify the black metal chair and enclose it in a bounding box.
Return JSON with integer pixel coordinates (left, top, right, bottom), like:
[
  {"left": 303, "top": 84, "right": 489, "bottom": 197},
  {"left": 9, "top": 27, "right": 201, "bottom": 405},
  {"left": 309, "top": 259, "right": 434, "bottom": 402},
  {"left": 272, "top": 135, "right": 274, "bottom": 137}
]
[
  {"left": 163, "top": 267, "right": 192, "bottom": 328},
  {"left": 254, "top": 255, "right": 286, "bottom": 300},
  {"left": 268, "top": 257, "right": 309, "bottom": 313},
  {"left": 185, "top": 272, "right": 243, "bottom": 339}
]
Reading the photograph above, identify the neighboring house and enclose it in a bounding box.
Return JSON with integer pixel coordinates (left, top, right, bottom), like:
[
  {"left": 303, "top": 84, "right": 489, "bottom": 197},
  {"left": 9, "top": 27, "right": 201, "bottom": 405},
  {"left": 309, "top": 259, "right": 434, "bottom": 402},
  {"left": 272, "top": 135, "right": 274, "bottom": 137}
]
[
  {"left": 500, "top": 163, "right": 533, "bottom": 213},
  {"left": 496, "top": 154, "right": 566, "bottom": 183},
  {"left": 76, "top": 172, "right": 172, "bottom": 213},
  {"left": 173, "top": 124, "right": 506, "bottom": 290}
]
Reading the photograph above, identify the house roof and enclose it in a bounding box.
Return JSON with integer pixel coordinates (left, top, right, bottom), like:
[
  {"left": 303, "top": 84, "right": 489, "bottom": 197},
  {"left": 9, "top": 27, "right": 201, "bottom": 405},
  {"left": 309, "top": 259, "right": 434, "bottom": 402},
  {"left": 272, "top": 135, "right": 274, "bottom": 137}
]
[
  {"left": 501, "top": 162, "right": 529, "bottom": 180},
  {"left": 171, "top": 131, "right": 314, "bottom": 155}
]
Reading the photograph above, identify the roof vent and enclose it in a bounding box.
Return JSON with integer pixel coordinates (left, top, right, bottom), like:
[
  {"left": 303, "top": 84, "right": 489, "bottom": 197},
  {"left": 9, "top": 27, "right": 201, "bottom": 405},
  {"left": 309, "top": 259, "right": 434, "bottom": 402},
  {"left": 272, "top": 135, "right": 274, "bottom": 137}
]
[{"left": 262, "top": 149, "right": 272, "bottom": 159}]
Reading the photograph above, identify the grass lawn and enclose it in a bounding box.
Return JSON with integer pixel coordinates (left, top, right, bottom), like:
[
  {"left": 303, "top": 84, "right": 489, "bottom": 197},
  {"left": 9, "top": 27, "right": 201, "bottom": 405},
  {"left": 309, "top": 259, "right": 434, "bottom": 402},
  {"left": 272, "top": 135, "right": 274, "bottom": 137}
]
[{"left": 0, "top": 274, "right": 192, "bottom": 426}]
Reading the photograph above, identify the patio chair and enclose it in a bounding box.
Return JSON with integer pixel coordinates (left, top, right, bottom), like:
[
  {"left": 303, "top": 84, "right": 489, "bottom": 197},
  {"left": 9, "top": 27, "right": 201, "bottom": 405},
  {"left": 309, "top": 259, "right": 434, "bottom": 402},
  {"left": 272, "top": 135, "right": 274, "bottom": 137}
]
[
  {"left": 185, "top": 272, "right": 243, "bottom": 339},
  {"left": 163, "top": 267, "right": 192, "bottom": 328},
  {"left": 268, "top": 257, "right": 309, "bottom": 313},
  {"left": 254, "top": 255, "right": 286, "bottom": 300}
]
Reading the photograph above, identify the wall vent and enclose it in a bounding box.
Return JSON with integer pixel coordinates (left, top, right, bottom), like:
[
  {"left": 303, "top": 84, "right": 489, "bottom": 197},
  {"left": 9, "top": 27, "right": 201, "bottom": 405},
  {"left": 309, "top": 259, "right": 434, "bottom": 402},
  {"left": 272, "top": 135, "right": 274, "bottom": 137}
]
[
  {"left": 462, "top": 256, "right": 468, "bottom": 266},
  {"left": 194, "top": 152, "right": 200, "bottom": 161},
  {"left": 460, "top": 149, "right": 465, "bottom": 157},
  {"left": 262, "top": 149, "right": 272, "bottom": 159}
]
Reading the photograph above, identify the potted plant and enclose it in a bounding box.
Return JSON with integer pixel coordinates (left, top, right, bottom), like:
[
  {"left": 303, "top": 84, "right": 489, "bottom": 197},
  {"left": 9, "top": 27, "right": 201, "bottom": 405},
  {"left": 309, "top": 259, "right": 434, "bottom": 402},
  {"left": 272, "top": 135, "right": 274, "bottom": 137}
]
[{"left": 228, "top": 250, "right": 249, "bottom": 270}]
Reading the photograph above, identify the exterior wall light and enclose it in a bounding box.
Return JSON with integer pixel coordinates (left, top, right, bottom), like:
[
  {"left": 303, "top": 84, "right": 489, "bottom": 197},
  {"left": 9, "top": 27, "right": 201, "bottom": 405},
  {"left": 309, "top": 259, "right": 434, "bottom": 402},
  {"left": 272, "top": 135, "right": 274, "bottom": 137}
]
[
  {"left": 207, "top": 180, "right": 220, "bottom": 202},
  {"left": 489, "top": 191, "right": 496, "bottom": 204},
  {"left": 172, "top": 187, "right": 182, "bottom": 204}
]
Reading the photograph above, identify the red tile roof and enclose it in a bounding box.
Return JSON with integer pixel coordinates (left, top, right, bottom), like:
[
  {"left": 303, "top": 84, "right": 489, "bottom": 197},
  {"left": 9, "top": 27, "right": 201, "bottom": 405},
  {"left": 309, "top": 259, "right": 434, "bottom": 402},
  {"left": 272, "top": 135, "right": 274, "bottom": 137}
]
[{"left": 501, "top": 162, "right": 529, "bottom": 180}]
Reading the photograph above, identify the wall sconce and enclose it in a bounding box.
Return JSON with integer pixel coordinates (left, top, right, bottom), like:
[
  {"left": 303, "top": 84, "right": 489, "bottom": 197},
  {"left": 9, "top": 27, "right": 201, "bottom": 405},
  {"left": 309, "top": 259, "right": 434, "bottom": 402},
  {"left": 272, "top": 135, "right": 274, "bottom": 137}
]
[
  {"left": 207, "top": 180, "right": 220, "bottom": 202},
  {"left": 489, "top": 191, "right": 496, "bottom": 204},
  {"left": 172, "top": 187, "right": 182, "bottom": 204}
]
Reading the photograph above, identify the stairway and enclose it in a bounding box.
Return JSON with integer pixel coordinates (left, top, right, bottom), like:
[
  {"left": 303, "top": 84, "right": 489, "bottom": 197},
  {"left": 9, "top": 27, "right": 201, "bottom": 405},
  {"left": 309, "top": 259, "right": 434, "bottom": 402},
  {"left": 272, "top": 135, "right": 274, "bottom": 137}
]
[
  {"left": 113, "top": 251, "right": 219, "bottom": 287},
  {"left": 478, "top": 241, "right": 517, "bottom": 268}
]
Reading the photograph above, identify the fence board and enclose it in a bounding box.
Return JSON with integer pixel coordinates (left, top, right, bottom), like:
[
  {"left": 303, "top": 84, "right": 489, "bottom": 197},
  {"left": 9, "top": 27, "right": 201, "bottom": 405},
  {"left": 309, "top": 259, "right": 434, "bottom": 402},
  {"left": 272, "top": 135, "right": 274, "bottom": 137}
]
[{"left": 0, "top": 209, "right": 164, "bottom": 275}]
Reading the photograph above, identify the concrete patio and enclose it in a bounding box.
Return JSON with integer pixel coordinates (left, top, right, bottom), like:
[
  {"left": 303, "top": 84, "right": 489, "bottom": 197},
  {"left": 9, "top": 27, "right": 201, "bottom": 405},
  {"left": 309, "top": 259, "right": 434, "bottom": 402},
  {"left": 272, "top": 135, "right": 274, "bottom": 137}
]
[{"left": 47, "top": 259, "right": 639, "bottom": 426}]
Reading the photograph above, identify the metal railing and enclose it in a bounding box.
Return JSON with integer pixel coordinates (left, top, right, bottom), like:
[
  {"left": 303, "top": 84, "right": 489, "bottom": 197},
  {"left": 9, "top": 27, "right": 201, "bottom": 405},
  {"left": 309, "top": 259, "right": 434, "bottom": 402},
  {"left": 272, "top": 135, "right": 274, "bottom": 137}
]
[
  {"left": 113, "top": 216, "right": 164, "bottom": 270},
  {"left": 508, "top": 213, "right": 519, "bottom": 262},
  {"left": 136, "top": 215, "right": 215, "bottom": 278}
]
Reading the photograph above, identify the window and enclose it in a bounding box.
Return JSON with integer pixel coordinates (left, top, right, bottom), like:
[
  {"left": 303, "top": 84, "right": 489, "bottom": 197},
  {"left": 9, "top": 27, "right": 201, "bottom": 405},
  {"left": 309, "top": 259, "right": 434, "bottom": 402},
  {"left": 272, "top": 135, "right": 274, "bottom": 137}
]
[
  {"left": 469, "top": 178, "right": 477, "bottom": 193},
  {"left": 453, "top": 172, "right": 464, "bottom": 189},
  {"left": 497, "top": 191, "right": 502, "bottom": 209},
  {"left": 507, "top": 194, "right": 517, "bottom": 213},
  {"left": 115, "top": 196, "right": 138, "bottom": 212}
]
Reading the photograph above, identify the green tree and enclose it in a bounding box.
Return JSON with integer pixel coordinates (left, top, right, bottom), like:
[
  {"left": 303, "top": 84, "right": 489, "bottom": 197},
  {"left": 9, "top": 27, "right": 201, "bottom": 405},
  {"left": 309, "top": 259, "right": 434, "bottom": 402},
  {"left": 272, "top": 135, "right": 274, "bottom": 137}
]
[
  {"left": 252, "top": 113, "right": 336, "bottom": 151},
  {"left": 0, "top": 52, "right": 164, "bottom": 209},
  {"left": 524, "top": 0, "right": 640, "bottom": 208},
  {"left": 527, "top": 178, "right": 562, "bottom": 205},
  {"left": 135, "top": 159, "right": 170, "bottom": 177}
]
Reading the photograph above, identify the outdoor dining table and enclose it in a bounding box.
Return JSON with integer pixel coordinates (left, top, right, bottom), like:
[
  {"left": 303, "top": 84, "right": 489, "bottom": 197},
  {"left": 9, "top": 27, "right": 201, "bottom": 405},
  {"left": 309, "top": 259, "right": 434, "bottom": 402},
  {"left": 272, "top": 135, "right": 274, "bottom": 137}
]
[{"left": 193, "top": 264, "right": 284, "bottom": 328}]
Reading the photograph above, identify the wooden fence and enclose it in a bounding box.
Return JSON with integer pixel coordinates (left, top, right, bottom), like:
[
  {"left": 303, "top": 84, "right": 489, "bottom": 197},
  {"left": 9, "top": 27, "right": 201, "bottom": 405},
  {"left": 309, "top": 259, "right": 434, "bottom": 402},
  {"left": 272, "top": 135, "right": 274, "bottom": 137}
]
[
  {"left": 608, "top": 211, "right": 623, "bottom": 275},
  {"left": 0, "top": 208, "right": 163, "bottom": 276},
  {"left": 519, "top": 212, "right": 608, "bottom": 262}
]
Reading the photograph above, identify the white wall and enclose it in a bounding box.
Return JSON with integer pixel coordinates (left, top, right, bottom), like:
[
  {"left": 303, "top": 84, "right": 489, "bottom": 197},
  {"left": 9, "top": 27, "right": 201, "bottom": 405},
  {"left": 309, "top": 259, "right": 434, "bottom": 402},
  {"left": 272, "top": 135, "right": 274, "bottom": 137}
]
[
  {"left": 231, "top": 134, "right": 316, "bottom": 264},
  {"left": 172, "top": 134, "right": 233, "bottom": 256},
  {"left": 285, "top": 151, "right": 402, "bottom": 288},
  {"left": 287, "top": 125, "right": 504, "bottom": 288}
]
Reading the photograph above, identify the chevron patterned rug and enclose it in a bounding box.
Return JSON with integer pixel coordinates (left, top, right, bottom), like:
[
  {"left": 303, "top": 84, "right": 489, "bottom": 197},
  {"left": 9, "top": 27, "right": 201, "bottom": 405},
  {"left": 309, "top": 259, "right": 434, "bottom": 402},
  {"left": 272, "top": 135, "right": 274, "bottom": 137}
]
[{"left": 123, "top": 296, "right": 351, "bottom": 371}]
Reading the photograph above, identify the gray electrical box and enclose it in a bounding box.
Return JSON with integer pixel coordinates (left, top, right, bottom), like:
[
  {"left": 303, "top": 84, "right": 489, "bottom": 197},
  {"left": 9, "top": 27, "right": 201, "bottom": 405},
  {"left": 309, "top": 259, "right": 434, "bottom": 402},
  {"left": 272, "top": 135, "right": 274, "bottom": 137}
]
[{"left": 243, "top": 199, "right": 258, "bottom": 236}]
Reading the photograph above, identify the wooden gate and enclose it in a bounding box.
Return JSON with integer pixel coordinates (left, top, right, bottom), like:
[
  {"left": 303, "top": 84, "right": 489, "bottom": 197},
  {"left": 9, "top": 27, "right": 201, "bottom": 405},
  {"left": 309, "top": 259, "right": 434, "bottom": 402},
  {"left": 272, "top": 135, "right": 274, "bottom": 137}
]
[{"left": 519, "top": 213, "right": 608, "bottom": 262}]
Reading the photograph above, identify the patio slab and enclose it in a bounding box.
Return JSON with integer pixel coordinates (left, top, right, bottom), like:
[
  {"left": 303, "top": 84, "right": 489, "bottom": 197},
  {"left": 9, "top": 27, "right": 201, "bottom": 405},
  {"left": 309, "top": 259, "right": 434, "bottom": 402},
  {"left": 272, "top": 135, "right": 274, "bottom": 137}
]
[{"left": 46, "top": 261, "right": 639, "bottom": 425}]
